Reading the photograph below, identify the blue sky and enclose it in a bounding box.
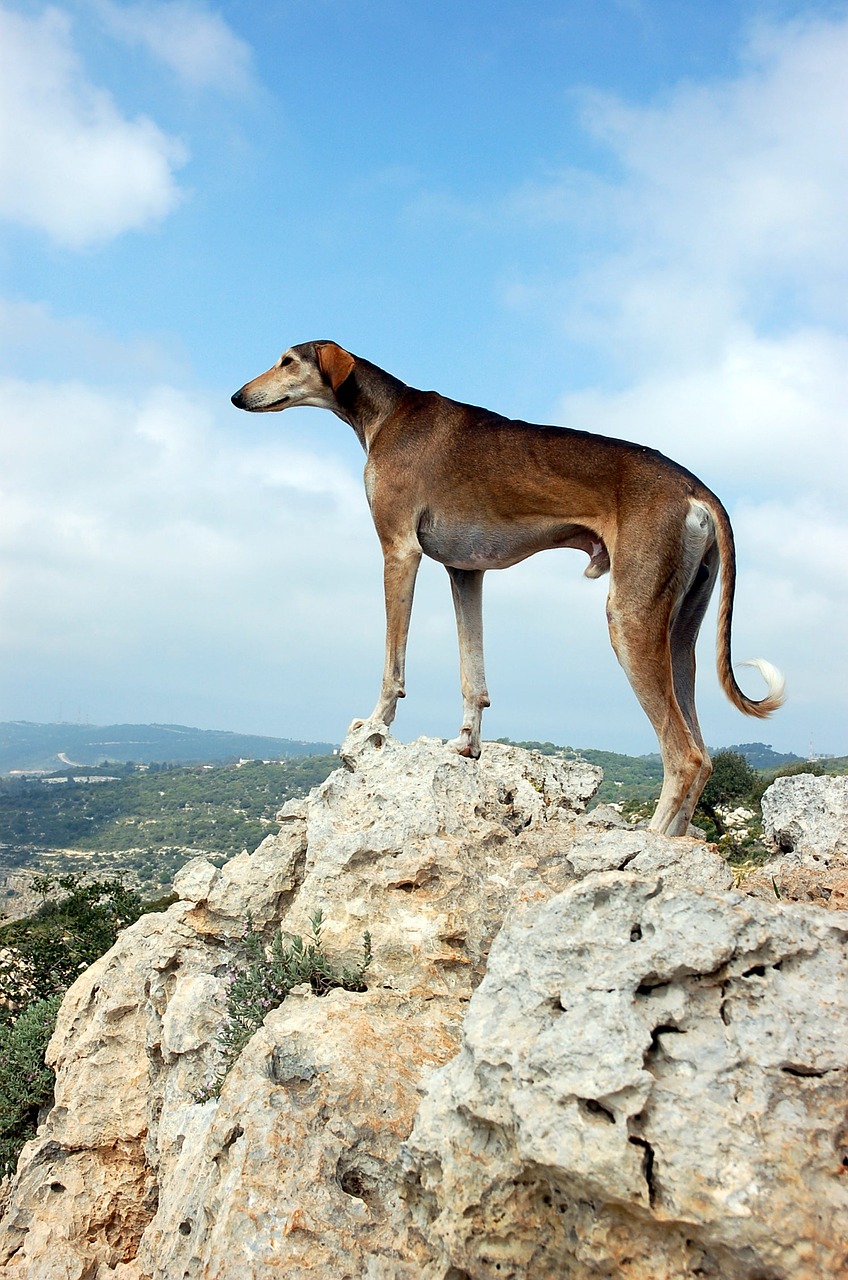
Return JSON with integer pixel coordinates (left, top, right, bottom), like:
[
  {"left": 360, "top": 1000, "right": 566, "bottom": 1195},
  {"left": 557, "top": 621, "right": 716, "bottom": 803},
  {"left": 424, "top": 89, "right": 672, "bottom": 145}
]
[{"left": 1, "top": 0, "right": 846, "bottom": 757}]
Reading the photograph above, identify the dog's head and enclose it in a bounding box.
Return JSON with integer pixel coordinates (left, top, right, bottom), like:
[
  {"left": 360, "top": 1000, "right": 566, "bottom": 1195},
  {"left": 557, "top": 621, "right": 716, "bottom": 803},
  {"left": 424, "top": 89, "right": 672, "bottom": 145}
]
[{"left": 231, "top": 341, "right": 355, "bottom": 413}]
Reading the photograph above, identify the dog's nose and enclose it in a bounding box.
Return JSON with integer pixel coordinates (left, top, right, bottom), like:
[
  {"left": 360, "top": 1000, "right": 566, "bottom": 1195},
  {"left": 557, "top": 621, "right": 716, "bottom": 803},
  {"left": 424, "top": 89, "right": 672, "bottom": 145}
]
[{"left": 231, "top": 389, "right": 246, "bottom": 409}]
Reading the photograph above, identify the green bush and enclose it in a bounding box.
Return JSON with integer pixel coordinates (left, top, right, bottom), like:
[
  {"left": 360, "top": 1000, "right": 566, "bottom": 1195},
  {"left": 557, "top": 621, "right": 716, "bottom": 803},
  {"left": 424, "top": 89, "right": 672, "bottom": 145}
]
[
  {"left": 0, "top": 994, "right": 62, "bottom": 1175},
  {"left": 0, "top": 875, "right": 145, "bottom": 1013}
]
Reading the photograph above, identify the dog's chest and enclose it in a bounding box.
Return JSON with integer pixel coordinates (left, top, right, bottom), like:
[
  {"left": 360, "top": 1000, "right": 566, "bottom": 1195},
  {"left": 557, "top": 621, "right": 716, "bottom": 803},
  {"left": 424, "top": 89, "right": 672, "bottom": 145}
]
[{"left": 416, "top": 513, "right": 558, "bottom": 571}]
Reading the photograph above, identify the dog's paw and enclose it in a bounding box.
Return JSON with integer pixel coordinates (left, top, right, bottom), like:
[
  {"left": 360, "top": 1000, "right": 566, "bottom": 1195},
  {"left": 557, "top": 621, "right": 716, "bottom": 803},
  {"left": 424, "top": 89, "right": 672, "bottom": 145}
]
[{"left": 447, "top": 728, "right": 481, "bottom": 759}]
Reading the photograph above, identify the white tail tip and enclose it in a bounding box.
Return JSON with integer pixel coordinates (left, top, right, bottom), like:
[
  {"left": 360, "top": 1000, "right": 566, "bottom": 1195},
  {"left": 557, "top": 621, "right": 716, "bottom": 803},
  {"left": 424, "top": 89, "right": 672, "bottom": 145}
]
[{"left": 739, "top": 658, "right": 786, "bottom": 708}]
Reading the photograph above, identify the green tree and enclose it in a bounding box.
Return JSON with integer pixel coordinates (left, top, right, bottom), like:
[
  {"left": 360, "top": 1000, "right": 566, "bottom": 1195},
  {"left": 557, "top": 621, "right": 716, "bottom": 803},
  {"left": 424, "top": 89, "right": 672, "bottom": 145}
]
[
  {"left": 0, "top": 875, "right": 144, "bottom": 1013},
  {"left": 697, "top": 750, "right": 758, "bottom": 837}
]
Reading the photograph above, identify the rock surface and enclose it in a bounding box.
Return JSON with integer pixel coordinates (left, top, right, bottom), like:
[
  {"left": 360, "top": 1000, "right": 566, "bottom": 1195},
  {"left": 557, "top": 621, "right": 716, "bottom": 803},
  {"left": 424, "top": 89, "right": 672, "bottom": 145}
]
[
  {"left": 0, "top": 732, "right": 602, "bottom": 1279},
  {"left": 404, "top": 871, "right": 848, "bottom": 1279},
  {"left": 0, "top": 735, "right": 845, "bottom": 1280},
  {"left": 748, "top": 772, "right": 848, "bottom": 910},
  {"left": 762, "top": 772, "right": 848, "bottom": 860}
]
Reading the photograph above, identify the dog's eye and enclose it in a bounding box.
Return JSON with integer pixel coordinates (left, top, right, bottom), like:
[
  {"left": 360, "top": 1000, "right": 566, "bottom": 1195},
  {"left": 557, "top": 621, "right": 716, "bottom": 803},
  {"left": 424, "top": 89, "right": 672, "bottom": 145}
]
[{"left": 280, "top": 356, "right": 294, "bottom": 367}]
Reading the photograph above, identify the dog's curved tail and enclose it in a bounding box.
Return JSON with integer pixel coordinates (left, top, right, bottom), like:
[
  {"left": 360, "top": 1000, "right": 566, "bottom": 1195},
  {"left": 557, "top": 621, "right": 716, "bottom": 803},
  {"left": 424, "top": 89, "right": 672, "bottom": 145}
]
[{"left": 704, "top": 496, "right": 786, "bottom": 719}]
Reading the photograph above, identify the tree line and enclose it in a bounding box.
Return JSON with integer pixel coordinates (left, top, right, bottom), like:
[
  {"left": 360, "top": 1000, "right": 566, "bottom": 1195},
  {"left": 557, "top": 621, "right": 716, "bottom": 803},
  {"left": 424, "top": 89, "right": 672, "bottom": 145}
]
[{"left": 0, "top": 757, "right": 338, "bottom": 860}]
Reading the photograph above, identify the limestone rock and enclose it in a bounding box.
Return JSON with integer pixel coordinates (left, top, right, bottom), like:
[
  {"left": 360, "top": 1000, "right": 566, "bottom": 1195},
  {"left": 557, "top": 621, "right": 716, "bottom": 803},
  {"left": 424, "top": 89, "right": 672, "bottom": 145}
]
[
  {"left": 403, "top": 871, "right": 848, "bottom": 1280},
  {"left": 252, "top": 730, "right": 603, "bottom": 999},
  {"left": 761, "top": 772, "right": 848, "bottom": 861},
  {"left": 745, "top": 773, "right": 848, "bottom": 911},
  {"left": 0, "top": 734, "right": 600, "bottom": 1278},
  {"left": 561, "top": 827, "right": 733, "bottom": 891},
  {"left": 134, "top": 988, "right": 453, "bottom": 1280},
  {"left": 744, "top": 855, "right": 848, "bottom": 912}
]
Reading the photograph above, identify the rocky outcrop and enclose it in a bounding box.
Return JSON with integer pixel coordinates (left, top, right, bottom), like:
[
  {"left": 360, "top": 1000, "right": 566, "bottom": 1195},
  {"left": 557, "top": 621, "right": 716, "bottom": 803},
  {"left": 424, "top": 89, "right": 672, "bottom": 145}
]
[
  {"left": 0, "top": 731, "right": 601, "bottom": 1279},
  {"left": 747, "top": 772, "right": 848, "bottom": 910},
  {"left": 762, "top": 773, "right": 848, "bottom": 860},
  {"left": 404, "top": 871, "right": 848, "bottom": 1279},
  {"left": 0, "top": 733, "right": 845, "bottom": 1280},
  {"left": 0, "top": 870, "right": 44, "bottom": 926}
]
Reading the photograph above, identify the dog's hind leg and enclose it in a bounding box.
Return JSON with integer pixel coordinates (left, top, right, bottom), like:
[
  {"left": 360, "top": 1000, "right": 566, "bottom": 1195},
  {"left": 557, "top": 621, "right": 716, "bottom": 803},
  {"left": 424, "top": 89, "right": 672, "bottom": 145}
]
[
  {"left": 665, "top": 541, "right": 721, "bottom": 832},
  {"left": 606, "top": 548, "right": 706, "bottom": 836},
  {"left": 445, "top": 567, "right": 490, "bottom": 758},
  {"left": 354, "top": 543, "right": 422, "bottom": 730}
]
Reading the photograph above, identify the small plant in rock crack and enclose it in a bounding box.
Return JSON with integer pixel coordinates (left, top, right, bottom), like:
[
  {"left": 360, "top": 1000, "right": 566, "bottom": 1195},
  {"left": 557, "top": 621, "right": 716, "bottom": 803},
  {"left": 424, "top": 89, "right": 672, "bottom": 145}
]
[{"left": 197, "top": 909, "right": 372, "bottom": 1101}]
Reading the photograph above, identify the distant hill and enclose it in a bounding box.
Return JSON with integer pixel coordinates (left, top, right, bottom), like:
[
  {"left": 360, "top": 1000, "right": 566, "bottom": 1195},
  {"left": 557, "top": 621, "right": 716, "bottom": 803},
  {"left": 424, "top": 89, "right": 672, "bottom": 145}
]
[
  {"left": 0, "top": 722, "right": 337, "bottom": 775},
  {"left": 721, "top": 742, "right": 803, "bottom": 770}
]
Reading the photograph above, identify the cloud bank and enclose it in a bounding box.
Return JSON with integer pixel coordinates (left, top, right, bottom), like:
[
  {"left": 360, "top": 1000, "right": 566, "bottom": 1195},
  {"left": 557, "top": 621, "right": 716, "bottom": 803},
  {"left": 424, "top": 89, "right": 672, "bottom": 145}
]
[
  {"left": 0, "top": 5, "right": 186, "bottom": 247},
  {"left": 497, "top": 14, "right": 848, "bottom": 751}
]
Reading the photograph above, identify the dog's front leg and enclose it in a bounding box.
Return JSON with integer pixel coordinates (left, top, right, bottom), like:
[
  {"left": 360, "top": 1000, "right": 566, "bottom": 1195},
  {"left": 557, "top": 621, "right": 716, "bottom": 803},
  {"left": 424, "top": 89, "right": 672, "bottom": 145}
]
[
  {"left": 353, "top": 544, "right": 422, "bottom": 731},
  {"left": 445, "top": 567, "right": 490, "bottom": 758}
]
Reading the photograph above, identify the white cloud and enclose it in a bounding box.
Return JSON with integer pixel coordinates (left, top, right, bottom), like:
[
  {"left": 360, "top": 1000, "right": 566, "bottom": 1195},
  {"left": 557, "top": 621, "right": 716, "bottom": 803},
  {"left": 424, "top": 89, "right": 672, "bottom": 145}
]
[
  {"left": 0, "top": 5, "right": 186, "bottom": 247},
  {"left": 0, "top": 297, "right": 189, "bottom": 383},
  {"left": 0, "top": 376, "right": 365, "bottom": 571},
  {"left": 557, "top": 326, "right": 848, "bottom": 504},
  {"left": 580, "top": 16, "right": 848, "bottom": 287},
  {"left": 733, "top": 495, "right": 848, "bottom": 605},
  {"left": 92, "top": 0, "right": 254, "bottom": 93},
  {"left": 0, "top": 372, "right": 381, "bottom": 734},
  {"left": 497, "top": 15, "right": 848, "bottom": 375}
]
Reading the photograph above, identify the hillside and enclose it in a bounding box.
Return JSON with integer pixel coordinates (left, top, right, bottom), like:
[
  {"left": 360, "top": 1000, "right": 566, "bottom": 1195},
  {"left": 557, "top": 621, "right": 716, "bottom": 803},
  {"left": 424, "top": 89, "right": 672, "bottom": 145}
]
[
  {"left": 0, "top": 756, "right": 338, "bottom": 904},
  {"left": 0, "top": 721, "right": 336, "bottom": 775},
  {"left": 1, "top": 730, "right": 842, "bottom": 908},
  {"left": 723, "top": 741, "right": 803, "bottom": 769}
]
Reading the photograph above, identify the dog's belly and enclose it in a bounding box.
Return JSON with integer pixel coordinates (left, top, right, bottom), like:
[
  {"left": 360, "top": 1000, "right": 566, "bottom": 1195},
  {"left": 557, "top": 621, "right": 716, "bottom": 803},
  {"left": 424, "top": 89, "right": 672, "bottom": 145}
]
[{"left": 417, "top": 516, "right": 605, "bottom": 572}]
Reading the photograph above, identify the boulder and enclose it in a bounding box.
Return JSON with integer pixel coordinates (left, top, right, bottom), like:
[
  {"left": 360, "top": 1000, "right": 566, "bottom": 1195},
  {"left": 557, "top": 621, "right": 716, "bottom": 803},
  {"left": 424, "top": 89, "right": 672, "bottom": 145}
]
[
  {"left": 761, "top": 773, "right": 848, "bottom": 861},
  {"left": 746, "top": 773, "right": 848, "bottom": 911},
  {"left": 404, "top": 871, "right": 848, "bottom": 1280}
]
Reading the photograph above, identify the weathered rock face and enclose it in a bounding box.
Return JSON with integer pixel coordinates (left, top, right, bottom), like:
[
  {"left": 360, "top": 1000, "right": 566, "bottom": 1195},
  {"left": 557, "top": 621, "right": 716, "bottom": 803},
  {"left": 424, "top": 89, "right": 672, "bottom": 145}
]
[
  {"left": 404, "top": 871, "right": 848, "bottom": 1280},
  {"left": 762, "top": 772, "right": 848, "bottom": 861},
  {"left": 0, "top": 732, "right": 602, "bottom": 1279},
  {"left": 747, "top": 772, "right": 848, "bottom": 911},
  {"left": 0, "top": 734, "right": 844, "bottom": 1280},
  {"left": 136, "top": 988, "right": 455, "bottom": 1280}
]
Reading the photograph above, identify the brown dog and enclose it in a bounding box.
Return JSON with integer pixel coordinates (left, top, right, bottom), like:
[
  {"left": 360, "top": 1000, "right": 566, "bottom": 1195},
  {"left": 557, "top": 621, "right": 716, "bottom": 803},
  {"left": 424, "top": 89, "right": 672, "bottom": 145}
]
[{"left": 232, "top": 340, "right": 784, "bottom": 835}]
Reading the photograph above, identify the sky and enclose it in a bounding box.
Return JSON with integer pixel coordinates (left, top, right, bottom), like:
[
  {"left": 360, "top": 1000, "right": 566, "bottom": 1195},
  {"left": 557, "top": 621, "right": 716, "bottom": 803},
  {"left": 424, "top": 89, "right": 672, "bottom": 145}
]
[{"left": 1, "top": 0, "right": 846, "bottom": 758}]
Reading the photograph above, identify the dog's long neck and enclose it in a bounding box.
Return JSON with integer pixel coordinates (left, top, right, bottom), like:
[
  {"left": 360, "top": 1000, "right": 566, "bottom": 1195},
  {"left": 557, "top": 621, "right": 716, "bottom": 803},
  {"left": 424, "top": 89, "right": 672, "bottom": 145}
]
[{"left": 333, "top": 357, "right": 410, "bottom": 451}]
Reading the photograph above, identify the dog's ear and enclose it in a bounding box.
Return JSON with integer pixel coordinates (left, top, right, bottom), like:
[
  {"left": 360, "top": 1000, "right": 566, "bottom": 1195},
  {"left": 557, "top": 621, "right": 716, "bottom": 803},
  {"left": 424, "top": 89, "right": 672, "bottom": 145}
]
[{"left": 316, "top": 342, "right": 355, "bottom": 391}]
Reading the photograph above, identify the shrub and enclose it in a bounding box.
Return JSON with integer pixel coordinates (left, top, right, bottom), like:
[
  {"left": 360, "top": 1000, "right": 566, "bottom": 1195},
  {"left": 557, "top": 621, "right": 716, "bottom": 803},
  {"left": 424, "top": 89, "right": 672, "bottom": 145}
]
[
  {"left": 0, "top": 994, "right": 62, "bottom": 1175},
  {"left": 0, "top": 875, "right": 145, "bottom": 1014},
  {"left": 695, "top": 750, "right": 758, "bottom": 840}
]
